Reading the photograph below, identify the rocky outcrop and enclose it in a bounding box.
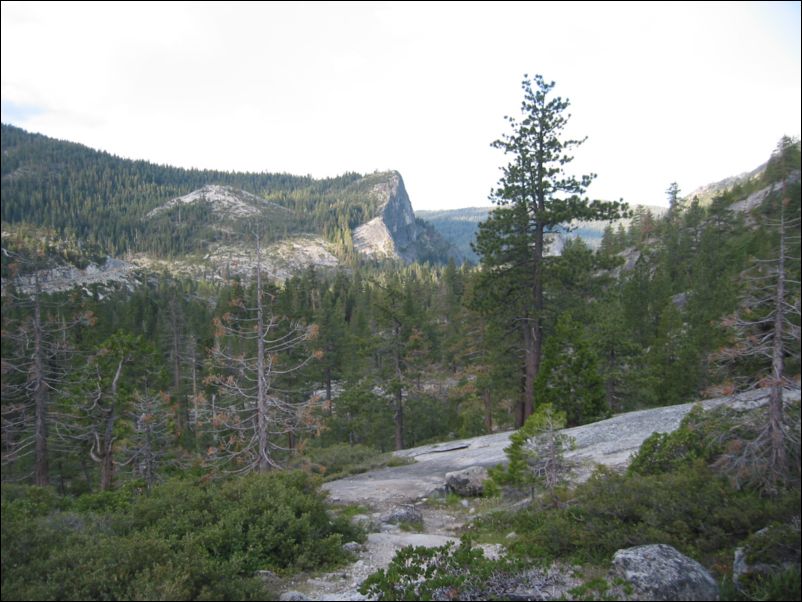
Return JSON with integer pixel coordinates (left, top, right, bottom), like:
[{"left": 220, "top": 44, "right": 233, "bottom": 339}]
[
  {"left": 146, "top": 184, "right": 287, "bottom": 219},
  {"left": 1, "top": 257, "right": 139, "bottom": 296},
  {"left": 131, "top": 235, "right": 339, "bottom": 284},
  {"left": 278, "top": 591, "right": 310, "bottom": 601},
  {"left": 611, "top": 544, "right": 719, "bottom": 601},
  {"left": 353, "top": 172, "right": 420, "bottom": 262},
  {"left": 728, "top": 171, "right": 801, "bottom": 214},
  {"left": 325, "top": 387, "right": 801, "bottom": 506}
]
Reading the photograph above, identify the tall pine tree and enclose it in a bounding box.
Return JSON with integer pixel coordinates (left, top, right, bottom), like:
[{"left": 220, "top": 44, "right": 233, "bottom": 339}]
[{"left": 475, "top": 74, "right": 626, "bottom": 423}]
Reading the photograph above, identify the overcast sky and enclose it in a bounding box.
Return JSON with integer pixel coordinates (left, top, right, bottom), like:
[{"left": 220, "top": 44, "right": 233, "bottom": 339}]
[{"left": 2, "top": 1, "right": 800, "bottom": 210}]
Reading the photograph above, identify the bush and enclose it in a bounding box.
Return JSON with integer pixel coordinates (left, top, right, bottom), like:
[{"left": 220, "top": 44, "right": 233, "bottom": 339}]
[
  {"left": 738, "top": 566, "right": 801, "bottom": 602},
  {"left": 489, "top": 404, "right": 573, "bottom": 496},
  {"left": 629, "top": 401, "right": 801, "bottom": 492},
  {"left": 472, "top": 462, "right": 800, "bottom": 569},
  {"left": 359, "top": 539, "right": 522, "bottom": 601},
  {"left": 298, "top": 443, "right": 382, "bottom": 478},
  {"left": 628, "top": 404, "right": 727, "bottom": 476},
  {"left": 1, "top": 471, "right": 362, "bottom": 600}
]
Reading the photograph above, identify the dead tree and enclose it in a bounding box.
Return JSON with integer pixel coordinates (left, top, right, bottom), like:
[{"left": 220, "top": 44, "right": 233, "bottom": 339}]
[
  {"left": 207, "top": 231, "right": 314, "bottom": 472},
  {"left": 1, "top": 274, "right": 90, "bottom": 486},
  {"left": 716, "top": 139, "right": 801, "bottom": 491}
]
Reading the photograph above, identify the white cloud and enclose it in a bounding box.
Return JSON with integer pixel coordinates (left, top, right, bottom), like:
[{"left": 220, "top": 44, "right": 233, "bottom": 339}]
[{"left": 2, "top": 1, "right": 800, "bottom": 209}]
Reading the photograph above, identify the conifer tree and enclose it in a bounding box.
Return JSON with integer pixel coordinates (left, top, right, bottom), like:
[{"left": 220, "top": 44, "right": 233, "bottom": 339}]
[
  {"left": 534, "top": 314, "right": 607, "bottom": 426},
  {"left": 475, "top": 74, "right": 627, "bottom": 423}
]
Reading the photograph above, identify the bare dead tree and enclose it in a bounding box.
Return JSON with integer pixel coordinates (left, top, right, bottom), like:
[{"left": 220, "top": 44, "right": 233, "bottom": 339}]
[
  {"left": 206, "top": 231, "right": 315, "bottom": 473},
  {"left": 715, "top": 139, "right": 801, "bottom": 491},
  {"left": 1, "top": 273, "right": 91, "bottom": 486}
]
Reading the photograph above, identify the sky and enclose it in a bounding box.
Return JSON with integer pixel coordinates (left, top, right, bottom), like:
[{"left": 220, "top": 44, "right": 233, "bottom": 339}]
[{"left": 2, "top": 1, "right": 800, "bottom": 211}]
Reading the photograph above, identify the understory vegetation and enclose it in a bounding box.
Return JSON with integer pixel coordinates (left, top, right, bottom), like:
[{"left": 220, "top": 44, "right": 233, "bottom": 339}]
[{"left": 1, "top": 472, "right": 361, "bottom": 600}]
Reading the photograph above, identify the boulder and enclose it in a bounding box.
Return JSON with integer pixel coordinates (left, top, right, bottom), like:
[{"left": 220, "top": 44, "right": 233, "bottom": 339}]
[
  {"left": 381, "top": 504, "right": 423, "bottom": 525},
  {"left": 279, "top": 592, "right": 310, "bottom": 601},
  {"left": 342, "top": 541, "right": 363, "bottom": 553},
  {"left": 256, "top": 569, "right": 279, "bottom": 584},
  {"left": 733, "top": 524, "right": 800, "bottom": 588},
  {"left": 445, "top": 466, "right": 488, "bottom": 496},
  {"left": 611, "top": 543, "right": 719, "bottom": 601}
]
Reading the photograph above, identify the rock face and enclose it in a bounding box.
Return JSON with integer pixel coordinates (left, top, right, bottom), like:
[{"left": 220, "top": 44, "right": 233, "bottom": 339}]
[
  {"left": 146, "top": 184, "right": 287, "bottom": 219},
  {"left": 278, "top": 591, "right": 310, "bottom": 601},
  {"left": 445, "top": 466, "right": 488, "bottom": 496},
  {"left": 1, "top": 256, "right": 139, "bottom": 296},
  {"left": 611, "top": 544, "right": 719, "bottom": 601},
  {"left": 353, "top": 172, "right": 420, "bottom": 262}
]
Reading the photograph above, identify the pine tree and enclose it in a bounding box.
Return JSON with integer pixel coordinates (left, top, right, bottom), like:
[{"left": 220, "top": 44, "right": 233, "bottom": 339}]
[{"left": 475, "top": 74, "right": 627, "bottom": 423}]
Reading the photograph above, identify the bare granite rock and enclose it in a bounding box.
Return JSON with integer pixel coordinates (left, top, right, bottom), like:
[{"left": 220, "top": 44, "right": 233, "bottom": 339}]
[
  {"left": 324, "top": 388, "right": 800, "bottom": 506},
  {"left": 381, "top": 505, "right": 423, "bottom": 526},
  {"left": 445, "top": 466, "right": 489, "bottom": 496},
  {"left": 353, "top": 172, "right": 420, "bottom": 262},
  {"left": 612, "top": 544, "right": 719, "bottom": 601}
]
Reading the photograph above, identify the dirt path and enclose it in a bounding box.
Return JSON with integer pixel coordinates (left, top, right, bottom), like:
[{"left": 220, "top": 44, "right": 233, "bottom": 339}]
[{"left": 289, "top": 388, "right": 799, "bottom": 600}]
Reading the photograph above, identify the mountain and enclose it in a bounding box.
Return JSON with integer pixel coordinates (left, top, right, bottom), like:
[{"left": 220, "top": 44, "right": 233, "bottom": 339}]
[
  {"left": 685, "top": 161, "right": 767, "bottom": 206},
  {"left": 418, "top": 204, "right": 670, "bottom": 262},
  {"left": 0, "top": 124, "right": 458, "bottom": 282},
  {"left": 416, "top": 207, "right": 492, "bottom": 263}
]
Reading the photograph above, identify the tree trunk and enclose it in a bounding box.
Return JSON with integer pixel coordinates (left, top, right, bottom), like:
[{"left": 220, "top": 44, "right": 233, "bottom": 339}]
[
  {"left": 522, "top": 321, "right": 535, "bottom": 425},
  {"left": 768, "top": 198, "right": 788, "bottom": 482},
  {"left": 255, "top": 232, "right": 271, "bottom": 472},
  {"left": 99, "top": 357, "right": 124, "bottom": 491},
  {"left": 32, "top": 284, "right": 49, "bottom": 486},
  {"left": 483, "top": 388, "right": 493, "bottom": 433},
  {"left": 99, "top": 410, "right": 116, "bottom": 491},
  {"left": 393, "top": 323, "right": 404, "bottom": 450},
  {"left": 170, "top": 302, "right": 188, "bottom": 441},
  {"left": 525, "top": 221, "right": 545, "bottom": 421}
]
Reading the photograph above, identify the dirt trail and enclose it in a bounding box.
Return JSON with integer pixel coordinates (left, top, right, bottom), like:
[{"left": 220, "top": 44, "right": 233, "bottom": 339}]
[{"left": 290, "top": 388, "right": 799, "bottom": 600}]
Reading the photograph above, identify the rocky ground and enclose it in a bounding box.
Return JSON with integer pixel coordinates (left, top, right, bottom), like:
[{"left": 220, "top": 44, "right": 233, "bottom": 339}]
[{"left": 279, "top": 388, "right": 799, "bottom": 601}]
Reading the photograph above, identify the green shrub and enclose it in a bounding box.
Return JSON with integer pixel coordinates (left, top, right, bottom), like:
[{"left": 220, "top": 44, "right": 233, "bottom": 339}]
[
  {"left": 472, "top": 463, "right": 800, "bottom": 569},
  {"left": 359, "top": 539, "right": 521, "bottom": 601},
  {"left": 489, "top": 404, "right": 573, "bottom": 497},
  {"left": 307, "top": 443, "right": 379, "bottom": 476},
  {"left": 738, "top": 566, "right": 801, "bottom": 602},
  {"left": 628, "top": 404, "right": 724, "bottom": 476},
  {"left": 1, "top": 471, "right": 361, "bottom": 600}
]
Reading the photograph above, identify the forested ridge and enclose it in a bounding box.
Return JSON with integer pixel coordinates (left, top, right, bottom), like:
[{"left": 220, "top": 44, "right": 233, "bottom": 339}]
[
  {"left": 1, "top": 124, "right": 404, "bottom": 257},
  {"left": 2, "top": 82, "right": 800, "bottom": 600}
]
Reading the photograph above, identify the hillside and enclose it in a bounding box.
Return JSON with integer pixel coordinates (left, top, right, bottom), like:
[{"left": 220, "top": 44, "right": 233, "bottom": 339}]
[{"left": 0, "top": 124, "right": 457, "bottom": 274}]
